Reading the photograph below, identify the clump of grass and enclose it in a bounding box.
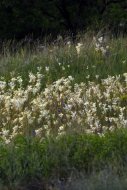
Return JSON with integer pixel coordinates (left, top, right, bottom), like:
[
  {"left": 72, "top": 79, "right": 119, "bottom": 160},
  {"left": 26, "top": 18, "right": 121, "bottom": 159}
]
[{"left": 0, "top": 35, "right": 127, "bottom": 86}]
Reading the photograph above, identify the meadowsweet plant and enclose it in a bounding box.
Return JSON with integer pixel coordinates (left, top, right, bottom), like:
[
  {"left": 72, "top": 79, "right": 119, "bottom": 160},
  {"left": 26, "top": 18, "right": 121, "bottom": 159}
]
[
  {"left": 94, "top": 36, "right": 110, "bottom": 56},
  {"left": 75, "top": 43, "right": 83, "bottom": 56},
  {"left": 0, "top": 69, "right": 127, "bottom": 143}
]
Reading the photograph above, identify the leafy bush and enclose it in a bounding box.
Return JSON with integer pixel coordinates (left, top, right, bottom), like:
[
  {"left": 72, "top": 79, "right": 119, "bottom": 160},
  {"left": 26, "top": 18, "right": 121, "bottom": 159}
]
[{"left": 1, "top": 129, "right": 127, "bottom": 189}]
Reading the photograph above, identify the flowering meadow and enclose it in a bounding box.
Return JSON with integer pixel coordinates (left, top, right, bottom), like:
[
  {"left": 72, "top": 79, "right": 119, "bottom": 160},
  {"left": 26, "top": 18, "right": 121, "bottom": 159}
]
[
  {"left": 1, "top": 35, "right": 127, "bottom": 189},
  {"left": 0, "top": 70, "right": 127, "bottom": 144}
]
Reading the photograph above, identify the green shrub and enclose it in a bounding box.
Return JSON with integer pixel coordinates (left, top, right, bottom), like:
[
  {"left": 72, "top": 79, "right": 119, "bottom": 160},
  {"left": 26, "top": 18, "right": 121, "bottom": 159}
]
[{"left": 1, "top": 129, "right": 127, "bottom": 189}]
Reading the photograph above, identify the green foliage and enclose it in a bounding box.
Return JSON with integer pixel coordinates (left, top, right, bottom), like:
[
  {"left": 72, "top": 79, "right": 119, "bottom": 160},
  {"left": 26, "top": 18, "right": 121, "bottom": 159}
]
[{"left": 1, "top": 129, "right": 127, "bottom": 188}]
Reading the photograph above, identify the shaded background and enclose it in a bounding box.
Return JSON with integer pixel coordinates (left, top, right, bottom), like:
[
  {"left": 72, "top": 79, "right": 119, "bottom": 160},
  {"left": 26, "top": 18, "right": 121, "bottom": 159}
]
[{"left": 0, "top": 0, "right": 127, "bottom": 40}]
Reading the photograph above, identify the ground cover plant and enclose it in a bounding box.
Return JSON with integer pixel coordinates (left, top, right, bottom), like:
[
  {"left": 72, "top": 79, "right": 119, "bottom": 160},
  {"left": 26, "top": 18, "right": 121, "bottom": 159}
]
[
  {"left": 0, "top": 34, "right": 127, "bottom": 189},
  {"left": 1, "top": 130, "right": 127, "bottom": 190}
]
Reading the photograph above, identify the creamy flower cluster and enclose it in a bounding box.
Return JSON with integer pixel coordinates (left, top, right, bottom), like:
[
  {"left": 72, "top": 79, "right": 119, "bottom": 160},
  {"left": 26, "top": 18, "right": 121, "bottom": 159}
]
[
  {"left": 0, "top": 70, "right": 127, "bottom": 143},
  {"left": 94, "top": 36, "right": 109, "bottom": 56}
]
